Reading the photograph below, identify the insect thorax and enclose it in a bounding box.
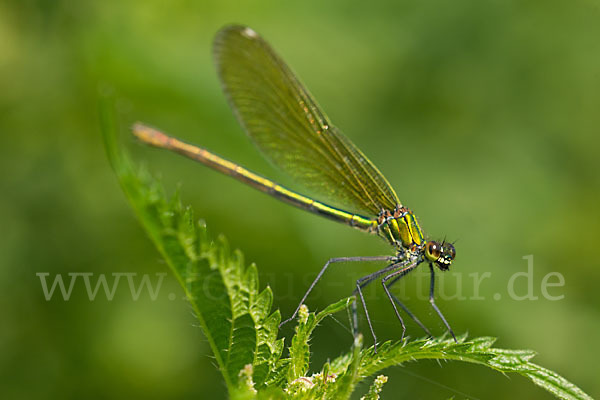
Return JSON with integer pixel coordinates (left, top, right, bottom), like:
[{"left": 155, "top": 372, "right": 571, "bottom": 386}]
[{"left": 376, "top": 206, "right": 425, "bottom": 253}]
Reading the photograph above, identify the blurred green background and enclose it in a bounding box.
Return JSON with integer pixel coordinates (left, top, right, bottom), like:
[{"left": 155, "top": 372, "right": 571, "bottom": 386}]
[{"left": 2, "top": 0, "right": 599, "bottom": 398}]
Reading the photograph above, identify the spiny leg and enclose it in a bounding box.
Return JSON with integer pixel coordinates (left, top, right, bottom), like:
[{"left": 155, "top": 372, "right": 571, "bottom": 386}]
[
  {"left": 428, "top": 263, "right": 457, "bottom": 342},
  {"left": 381, "top": 261, "right": 419, "bottom": 341},
  {"left": 352, "top": 260, "right": 410, "bottom": 352},
  {"left": 385, "top": 270, "right": 433, "bottom": 338},
  {"left": 279, "top": 255, "right": 393, "bottom": 328}
]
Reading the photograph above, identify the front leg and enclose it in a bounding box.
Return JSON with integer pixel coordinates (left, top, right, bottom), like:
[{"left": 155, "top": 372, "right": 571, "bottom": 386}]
[{"left": 428, "top": 263, "right": 457, "bottom": 342}]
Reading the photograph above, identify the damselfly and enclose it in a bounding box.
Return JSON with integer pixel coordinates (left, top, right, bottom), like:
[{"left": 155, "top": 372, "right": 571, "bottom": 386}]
[{"left": 133, "top": 25, "right": 457, "bottom": 349}]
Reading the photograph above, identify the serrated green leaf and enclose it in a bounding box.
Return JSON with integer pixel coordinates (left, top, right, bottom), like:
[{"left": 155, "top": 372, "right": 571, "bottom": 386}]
[
  {"left": 522, "top": 363, "right": 592, "bottom": 400},
  {"left": 100, "top": 100, "right": 283, "bottom": 395},
  {"left": 253, "top": 286, "right": 274, "bottom": 322},
  {"left": 354, "top": 336, "right": 592, "bottom": 400}
]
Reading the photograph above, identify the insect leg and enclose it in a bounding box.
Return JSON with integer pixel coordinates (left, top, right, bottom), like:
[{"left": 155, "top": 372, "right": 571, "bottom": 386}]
[
  {"left": 381, "top": 260, "right": 420, "bottom": 341},
  {"left": 279, "top": 255, "right": 394, "bottom": 328},
  {"left": 353, "top": 259, "right": 411, "bottom": 352},
  {"left": 428, "top": 263, "right": 457, "bottom": 342},
  {"left": 385, "top": 266, "right": 433, "bottom": 338}
]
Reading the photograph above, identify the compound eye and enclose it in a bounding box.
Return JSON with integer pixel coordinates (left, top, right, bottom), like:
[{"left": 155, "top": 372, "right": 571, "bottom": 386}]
[
  {"left": 445, "top": 243, "right": 456, "bottom": 260},
  {"left": 425, "top": 242, "right": 441, "bottom": 261}
]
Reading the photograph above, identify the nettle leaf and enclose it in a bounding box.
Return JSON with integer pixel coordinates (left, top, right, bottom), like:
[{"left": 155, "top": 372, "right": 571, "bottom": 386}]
[
  {"left": 353, "top": 336, "right": 592, "bottom": 400},
  {"left": 101, "top": 103, "right": 281, "bottom": 396},
  {"left": 101, "top": 100, "right": 592, "bottom": 400}
]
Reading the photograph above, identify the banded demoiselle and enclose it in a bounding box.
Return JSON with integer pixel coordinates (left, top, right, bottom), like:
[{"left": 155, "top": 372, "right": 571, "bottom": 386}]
[{"left": 133, "top": 25, "right": 457, "bottom": 349}]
